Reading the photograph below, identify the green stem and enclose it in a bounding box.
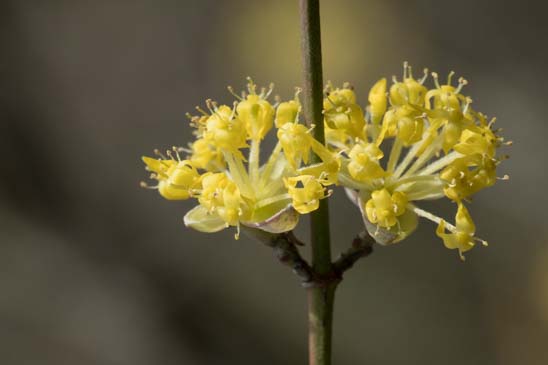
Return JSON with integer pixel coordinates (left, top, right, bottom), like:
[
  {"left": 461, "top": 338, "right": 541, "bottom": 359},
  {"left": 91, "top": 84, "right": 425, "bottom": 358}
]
[{"left": 299, "top": 1, "right": 336, "bottom": 365}]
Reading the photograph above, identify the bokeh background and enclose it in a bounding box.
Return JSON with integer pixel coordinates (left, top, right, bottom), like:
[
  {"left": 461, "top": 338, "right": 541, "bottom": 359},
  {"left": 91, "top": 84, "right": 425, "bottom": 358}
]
[{"left": 1, "top": 0, "right": 547, "bottom": 364}]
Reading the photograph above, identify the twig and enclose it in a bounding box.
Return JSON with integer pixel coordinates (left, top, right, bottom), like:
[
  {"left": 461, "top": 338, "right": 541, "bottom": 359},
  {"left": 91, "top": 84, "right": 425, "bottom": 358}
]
[
  {"left": 333, "top": 231, "right": 375, "bottom": 274},
  {"left": 241, "top": 227, "right": 314, "bottom": 283}
]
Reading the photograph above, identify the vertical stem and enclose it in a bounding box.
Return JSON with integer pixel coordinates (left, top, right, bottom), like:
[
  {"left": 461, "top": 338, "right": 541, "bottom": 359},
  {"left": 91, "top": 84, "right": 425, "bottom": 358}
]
[{"left": 299, "top": 1, "right": 336, "bottom": 365}]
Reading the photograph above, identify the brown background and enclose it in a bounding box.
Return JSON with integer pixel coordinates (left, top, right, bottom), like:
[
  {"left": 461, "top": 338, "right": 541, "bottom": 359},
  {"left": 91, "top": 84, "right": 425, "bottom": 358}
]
[{"left": 1, "top": 0, "right": 547, "bottom": 364}]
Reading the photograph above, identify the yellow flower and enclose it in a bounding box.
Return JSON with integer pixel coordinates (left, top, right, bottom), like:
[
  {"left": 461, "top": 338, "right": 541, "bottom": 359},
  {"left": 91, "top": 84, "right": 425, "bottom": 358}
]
[
  {"left": 284, "top": 175, "right": 329, "bottom": 214},
  {"left": 189, "top": 138, "right": 225, "bottom": 171},
  {"left": 277, "top": 123, "right": 313, "bottom": 169},
  {"left": 368, "top": 78, "right": 387, "bottom": 125},
  {"left": 388, "top": 63, "right": 428, "bottom": 107},
  {"left": 275, "top": 89, "right": 301, "bottom": 128},
  {"left": 236, "top": 78, "right": 275, "bottom": 140},
  {"left": 365, "top": 189, "right": 408, "bottom": 228},
  {"left": 141, "top": 155, "right": 200, "bottom": 200},
  {"left": 205, "top": 104, "right": 247, "bottom": 152},
  {"left": 440, "top": 155, "right": 497, "bottom": 201},
  {"left": 436, "top": 202, "right": 487, "bottom": 260},
  {"left": 347, "top": 142, "right": 385, "bottom": 182},
  {"left": 323, "top": 83, "right": 365, "bottom": 139}
]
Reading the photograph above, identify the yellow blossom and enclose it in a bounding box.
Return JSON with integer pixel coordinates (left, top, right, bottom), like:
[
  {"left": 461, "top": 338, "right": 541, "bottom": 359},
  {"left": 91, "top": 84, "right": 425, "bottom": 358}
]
[
  {"left": 236, "top": 79, "right": 275, "bottom": 140},
  {"left": 368, "top": 78, "right": 387, "bottom": 124},
  {"left": 205, "top": 104, "right": 247, "bottom": 152},
  {"left": 277, "top": 123, "right": 313, "bottom": 169},
  {"left": 323, "top": 83, "right": 365, "bottom": 139},
  {"left": 189, "top": 138, "right": 225, "bottom": 171},
  {"left": 365, "top": 189, "right": 408, "bottom": 228},
  {"left": 347, "top": 142, "right": 385, "bottom": 182},
  {"left": 436, "top": 203, "right": 486, "bottom": 260},
  {"left": 284, "top": 175, "right": 328, "bottom": 214},
  {"left": 141, "top": 155, "right": 200, "bottom": 200}
]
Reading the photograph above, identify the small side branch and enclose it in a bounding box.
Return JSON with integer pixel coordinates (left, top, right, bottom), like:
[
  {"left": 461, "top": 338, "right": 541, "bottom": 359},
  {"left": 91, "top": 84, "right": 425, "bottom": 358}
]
[
  {"left": 242, "top": 227, "right": 314, "bottom": 284},
  {"left": 333, "top": 231, "right": 375, "bottom": 274}
]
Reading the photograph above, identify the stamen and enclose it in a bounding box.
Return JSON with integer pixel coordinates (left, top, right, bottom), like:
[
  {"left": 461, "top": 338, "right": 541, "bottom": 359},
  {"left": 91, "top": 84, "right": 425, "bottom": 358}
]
[
  {"left": 455, "top": 77, "right": 468, "bottom": 94},
  {"left": 205, "top": 99, "right": 215, "bottom": 114},
  {"left": 227, "top": 86, "right": 243, "bottom": 101},
  {"left": 154, "top": 149, "right": 167, "bottom": 159},
  {"left": 462, "top": 97, "right": 473, "bottom": 114},
  {"left": 419, "top": 68, "right": 429, "bottom": 84},
  {"left": 234, "top": 224, "right": 240, "bottom": 240},
  {"left": 407, "top": 65, "right": 414, "bottom": 79},
  {"left": 264, "top": 83, "right": 275, "bottom": 99},
  {"left": 246, "top": 76, "right": 257, "bottom": 94},
  {"left": 403, "top": 61, "right": 409, "bottom": 79},
  {"left": 172, "top": 146, "right": 182, "bottom": 161},
  {"left": 230, "top": 101, "right": 238, "bottom": 119},
  {"left": 195, "top": 106, "right": 209, "bottom": 116},
  {"left": 140, "top": 181, "right": 158, "bottom": 189},
  {"left": 497, "top": 174, "right": 510, "bottom": 181},
  {"left": 431, "top": 72, "right": 441, "bottom": 89},
  {"left": 447, "top": 71, "right": 455, "bottom": 85}
]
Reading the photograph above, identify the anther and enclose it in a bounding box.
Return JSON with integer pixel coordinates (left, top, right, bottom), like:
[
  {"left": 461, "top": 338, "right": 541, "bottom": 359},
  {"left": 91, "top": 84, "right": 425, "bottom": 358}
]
[
  {"left": 455, "top": 77, "right": 468, "bottom": 94},
  {"left": 431, "top": 72, "right": 440, "bottom": 88},
  {"left": 195, "top": 105, "right": 209, "bottom": 116},
  {"left": 154, "top": 149, "right": 167, "bottom": 159},
  {"left": 172, "top": 146, "right": 182, "bottom": 161},
  {"left": 205, "top": 99, "right": 215, "bottom": 113},
  {"left": 497, "top": 174, "right": 510, "bottom": 181}
]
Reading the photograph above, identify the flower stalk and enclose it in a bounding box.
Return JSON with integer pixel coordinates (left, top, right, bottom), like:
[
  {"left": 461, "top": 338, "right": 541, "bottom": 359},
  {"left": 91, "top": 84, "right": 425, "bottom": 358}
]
[{"left": 299, "top": 1, "right": 336, "bottom": 364}]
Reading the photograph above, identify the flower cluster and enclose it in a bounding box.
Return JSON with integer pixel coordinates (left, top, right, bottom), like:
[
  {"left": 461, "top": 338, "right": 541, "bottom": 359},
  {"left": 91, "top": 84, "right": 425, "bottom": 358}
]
[
  {"left": 141, "top": 64, "right": 509, "bottom": 259},
  {"left": 331, "top": 63, "right": 510, "bottom": 259},
  {"left": 142, "top": 78, "right": 335, "bottom": 238}
]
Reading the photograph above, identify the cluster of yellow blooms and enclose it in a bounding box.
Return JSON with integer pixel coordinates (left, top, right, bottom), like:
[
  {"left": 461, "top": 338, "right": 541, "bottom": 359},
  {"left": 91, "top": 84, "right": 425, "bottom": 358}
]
[{"left": 141, "top": 64, "right": 509, "bottom": 259}]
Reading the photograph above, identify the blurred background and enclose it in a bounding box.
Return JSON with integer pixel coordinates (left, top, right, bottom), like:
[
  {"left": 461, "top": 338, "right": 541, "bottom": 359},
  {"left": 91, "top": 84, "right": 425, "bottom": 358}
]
[{"left": 1, "top": 0, "right": 547, "bottom": 364}]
